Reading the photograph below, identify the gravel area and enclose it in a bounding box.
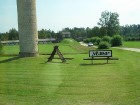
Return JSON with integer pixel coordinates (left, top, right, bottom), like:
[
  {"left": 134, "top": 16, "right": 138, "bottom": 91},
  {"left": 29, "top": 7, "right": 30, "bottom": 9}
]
[{"left": 114, "top": 47, "right": 140, "bottom": 52}]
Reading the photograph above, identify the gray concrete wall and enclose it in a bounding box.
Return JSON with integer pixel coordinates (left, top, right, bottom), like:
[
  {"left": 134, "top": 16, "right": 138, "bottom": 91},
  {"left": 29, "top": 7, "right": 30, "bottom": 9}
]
[{"left": 17, "top": 0, "right": 38, "bottom": 57}]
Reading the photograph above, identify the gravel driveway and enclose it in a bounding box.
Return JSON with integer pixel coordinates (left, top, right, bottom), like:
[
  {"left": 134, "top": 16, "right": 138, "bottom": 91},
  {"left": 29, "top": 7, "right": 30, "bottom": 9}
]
[
  {"left": 113, "top": 47, "right": 140, "bottom": 52},
  {"left": 80, "top": 42, "right": 140, "bottom": 53}
]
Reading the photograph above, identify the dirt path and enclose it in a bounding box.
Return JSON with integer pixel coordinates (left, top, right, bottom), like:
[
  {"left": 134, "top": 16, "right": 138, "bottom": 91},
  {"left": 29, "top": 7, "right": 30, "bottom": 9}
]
[
  {"left": 113, "top": 47, "right": 140, "bottom": 52},
  {"left": 79, "top": 42, "right": 97, "bottom": 48},
  {"left": 79, "top": 42, "right": 88, "bottom": 46},
  {"left": 80, "top": 42, "right": 140, "bottom": 53}
]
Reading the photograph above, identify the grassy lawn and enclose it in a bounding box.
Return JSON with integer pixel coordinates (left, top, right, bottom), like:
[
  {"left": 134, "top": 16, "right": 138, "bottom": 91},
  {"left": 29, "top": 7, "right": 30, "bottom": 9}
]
[
  {"left": 3, "top": 45, "right": 20, "bottom": 55},
  {"left": 2, "top": 39, "right": 91, "bottom": 55},
  {"left": 0, "top": 40, "right": 140, "bottom": 105},
  {"left": 123, "top": 41, "right": 140, "bottom": 48}
]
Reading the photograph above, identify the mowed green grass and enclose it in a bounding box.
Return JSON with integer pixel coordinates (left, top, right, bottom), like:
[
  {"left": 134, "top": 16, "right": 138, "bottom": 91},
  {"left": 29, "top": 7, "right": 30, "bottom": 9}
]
[
  {"left": 123, "top": 41, "right": 140, "bottom": 48},
  {"left": 2, "top": 44, "right": 78, "bottom": 55},
  {"left": 2, "top": 39, "right": 90, "bottom": 55},
  {"left": 0, "top": 43, "right": 140, "bottom": 105}
]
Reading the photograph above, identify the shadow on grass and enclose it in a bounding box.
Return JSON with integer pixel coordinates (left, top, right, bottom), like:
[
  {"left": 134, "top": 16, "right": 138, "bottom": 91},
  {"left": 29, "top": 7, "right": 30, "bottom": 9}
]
[
  {"left": 42, "top": 61, "right": 69, "bottom": 64},
  {"left": 0, "top": 56, "right": 20, "bottom": 64},
  {"left": 80, "top": 63, "right": 114, "bottom": 66}
]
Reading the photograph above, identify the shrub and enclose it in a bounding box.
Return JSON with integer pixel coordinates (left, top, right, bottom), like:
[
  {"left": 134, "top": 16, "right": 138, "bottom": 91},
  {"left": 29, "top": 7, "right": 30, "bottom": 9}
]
[
  {"left": 90, "top": 37, "right": 101, "bottom": 45},
  {"left": 90, "top": 37, "right": 97, "bottom": 44},
  {"left": 111, "top": 35, "right": 123, "bottom": 46},
  {"left": 83, "top": 38, "right": 90, "bottom": 43},
  {"left": 84, "top": 37, "right": 101, "bottom": 45},
  {"left": 95, "top": 37, "right": 101, "bottom": 45},
  {"left": 98, "top": 41, "right": 110, "bottom": 49},
  {"left": 102, "top": 36, "right": 111, "bottom": 43},
  {"left": 124, "top": 37, "right": 139, "bottom": 41}
]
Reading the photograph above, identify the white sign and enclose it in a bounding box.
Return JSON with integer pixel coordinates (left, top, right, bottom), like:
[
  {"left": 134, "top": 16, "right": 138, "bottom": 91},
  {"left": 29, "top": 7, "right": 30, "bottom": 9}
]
[{"left": 89, "top": 50, "right": 112, "bottom": 57}]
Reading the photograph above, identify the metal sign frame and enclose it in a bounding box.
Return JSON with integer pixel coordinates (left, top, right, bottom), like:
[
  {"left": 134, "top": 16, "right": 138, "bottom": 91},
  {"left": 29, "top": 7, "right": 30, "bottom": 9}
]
[{"left": 89, "top": 50, "right": 112, "bottom": 57}]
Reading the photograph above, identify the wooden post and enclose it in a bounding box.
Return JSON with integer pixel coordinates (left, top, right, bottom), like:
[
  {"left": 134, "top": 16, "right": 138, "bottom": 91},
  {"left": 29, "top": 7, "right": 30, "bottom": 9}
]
[
  {"left": 92, "top": 56, "right": 94, "bottom": 64},
  {"left": 107, "top": 57, "right": 109, "bottom": 63}
]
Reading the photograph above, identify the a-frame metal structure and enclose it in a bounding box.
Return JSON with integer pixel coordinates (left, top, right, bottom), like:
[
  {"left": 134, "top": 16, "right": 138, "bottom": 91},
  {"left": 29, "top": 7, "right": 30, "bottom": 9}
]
[{"left": 47, "top": 46, "right": 66, "bottom": 63}]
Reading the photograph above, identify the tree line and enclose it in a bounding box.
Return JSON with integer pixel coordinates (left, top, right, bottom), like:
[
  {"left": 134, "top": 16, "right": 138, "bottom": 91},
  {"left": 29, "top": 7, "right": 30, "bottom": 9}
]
[
  {"left": 0, "top": 10, "right": 140, "bottom": 42},
  {"left": 120, "top": 25, "right": 140, "bottom": 41},
  {"left": 0, "top": 25, "right": 140, "bottom": 42}
]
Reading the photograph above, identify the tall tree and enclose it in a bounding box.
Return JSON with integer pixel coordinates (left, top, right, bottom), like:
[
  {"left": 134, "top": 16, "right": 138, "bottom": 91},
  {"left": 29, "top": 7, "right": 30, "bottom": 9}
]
[
  {"left": 38, "top": 29, "right": 47, "bottom": 39},
  {"left": 0, "top": 32, "right": 9, "bottom": 41},
  {"left": 38, "top": 29, "right": 56, "bottom": 39},
  {"left": 0, "top": 39, "right": 3, "bottom": 54},
  {"left": 138, "top": 25, "right": 140, "bottom": 40},
  {"left": 98, "top": 10, "right": 120, "bottom": 36},
  {"left": 8, "top": 28, "right": 19, "bottom": 40}
]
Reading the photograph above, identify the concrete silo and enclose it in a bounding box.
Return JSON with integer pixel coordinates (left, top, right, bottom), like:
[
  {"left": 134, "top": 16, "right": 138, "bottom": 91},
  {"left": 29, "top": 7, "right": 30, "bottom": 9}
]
[{"left": 17, "top": 0, "right": 38, "bottom": 57}]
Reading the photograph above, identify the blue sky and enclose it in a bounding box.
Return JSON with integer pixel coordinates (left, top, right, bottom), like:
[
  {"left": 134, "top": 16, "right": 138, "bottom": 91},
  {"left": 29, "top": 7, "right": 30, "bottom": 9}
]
[{"left": 0, "top": 0, "right": 140, "bottom": 33}]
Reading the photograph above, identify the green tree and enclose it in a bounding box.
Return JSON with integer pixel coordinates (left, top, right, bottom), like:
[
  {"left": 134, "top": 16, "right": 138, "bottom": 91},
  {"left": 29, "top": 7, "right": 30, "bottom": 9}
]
[
  {"left": 38, "top": 29, "right": 56, "bottom": 39},
  {"left": 86, "top": 27, "right": 93, "bottom": 38},
  {"left": 38, "top": 29, "right": 47, "bottom": 39},
  {"left": 138, "top": 25, "right": 140, "bottom": 40},
  {"left": 111, "top": 35, "right": 123, "bottom": 46},
  {"left": 98, "top": 10, "right": 120, "bottom": 36},
  {"left": 56, "top": 32, "right": 63, "bottom": 42},
  {"left": 9, "top": 28, "right": 19, "bottom": 40},
  {"left": 120, "top": 24, "right": 140, "bottom": 41},
  {"left": 0, "top": 33, "right": 9, "bottom": 41},
  {"left": 99, "top": 27, "right": 107, "bottom": 37},
  {"left": 98, "top": 41, "right": 110, "bottom": 49},
  {"left": 86, "top": 27, "right": 100, "bottom": 38},
  {"left": 0, "top": 40, "right": 3, "bottom": 55},
  {"left": 102, "top": 36, "right": 111, "bottom": 43},
  {"left": 92, "top": 26, "right": 100, "bottom": 37}
]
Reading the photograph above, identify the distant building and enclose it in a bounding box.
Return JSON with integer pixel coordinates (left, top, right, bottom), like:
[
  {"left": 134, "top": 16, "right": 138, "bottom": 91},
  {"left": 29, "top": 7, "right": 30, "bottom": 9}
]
[
  {"left": 62, "top": 32, "right": 71, "bottom": 38},
  {"left": 0, "top": 40, "right": 19, "bottom": 45},
  {"left": 38, "top": 38, "right": 56, "bottom": 44},
  {"left": 0, "top": 38, "right": 56, "bottom": 45}
]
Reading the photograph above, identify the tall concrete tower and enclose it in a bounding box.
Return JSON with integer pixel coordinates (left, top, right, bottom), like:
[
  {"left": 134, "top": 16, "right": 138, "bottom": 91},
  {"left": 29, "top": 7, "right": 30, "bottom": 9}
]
[{"left": 17, "top": 0, "right": 38, "bottom": 57}]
